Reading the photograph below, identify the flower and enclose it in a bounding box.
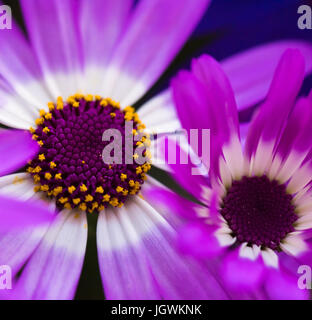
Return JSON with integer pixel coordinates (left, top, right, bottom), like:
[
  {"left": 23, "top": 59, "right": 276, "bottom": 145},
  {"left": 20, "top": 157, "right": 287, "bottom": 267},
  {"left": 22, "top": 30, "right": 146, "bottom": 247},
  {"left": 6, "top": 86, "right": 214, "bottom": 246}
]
[
  {"left": 153, "top": 49, "right": 312, "bottom": 299},
  {"left": 0, "top": 0, "right": 221, "bottom": 300}
]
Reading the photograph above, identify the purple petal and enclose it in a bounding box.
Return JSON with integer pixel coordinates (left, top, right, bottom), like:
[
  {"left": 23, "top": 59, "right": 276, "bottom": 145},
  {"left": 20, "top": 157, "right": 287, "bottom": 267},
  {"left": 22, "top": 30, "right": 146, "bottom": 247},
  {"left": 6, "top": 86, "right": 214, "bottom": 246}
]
[
  {"left": 97, "top": 197, "right": 228, "bottom": 300},
  {"left": 0, "top": 129, "right": 39, "bottom": 176},
  {"left": 220, "top": 250, "right": 265, "bottom": 292},
  {"left": 245, "top": 49, "right": 305, "bottom": 159},
  {"left": 177, "top": 222, "right": 223, "bottom": 259},
  {"left": 104, "top": 0, "right": 211, "bottom": 105},
  {"left": 78, "top": 0, "right": 132, "bottom": 67},
  {"left": 0, "top": 195, "right": 54, "bottom": 232},
  {"left": 222, "top": 40, "right": 312, "bottom": 110},
  {"left": 13, "top": 210, "right": 87, "bottom": 300},
  {"left": 265, "top": 268, "right": 309, "bottom": 300},
  {"left": 20, "top": 0, "right": 82, "bottom": 96}
]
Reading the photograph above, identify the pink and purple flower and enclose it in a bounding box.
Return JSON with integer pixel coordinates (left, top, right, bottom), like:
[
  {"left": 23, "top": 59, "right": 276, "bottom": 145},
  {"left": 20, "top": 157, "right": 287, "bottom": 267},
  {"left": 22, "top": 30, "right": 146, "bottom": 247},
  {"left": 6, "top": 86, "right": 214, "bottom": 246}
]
[{"left": 154, "top": 49, "right": 312, "bottom": 299}]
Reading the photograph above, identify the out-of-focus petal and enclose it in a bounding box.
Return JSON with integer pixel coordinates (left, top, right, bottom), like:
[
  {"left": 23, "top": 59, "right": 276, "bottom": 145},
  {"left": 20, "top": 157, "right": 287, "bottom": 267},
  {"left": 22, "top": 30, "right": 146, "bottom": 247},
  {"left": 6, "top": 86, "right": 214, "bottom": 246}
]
[
  {"left": 222, "top": 40, "right": 312, "bottom": 110},
  {"left": 0, "top": 129, "right": 39, "bottom": 176}
]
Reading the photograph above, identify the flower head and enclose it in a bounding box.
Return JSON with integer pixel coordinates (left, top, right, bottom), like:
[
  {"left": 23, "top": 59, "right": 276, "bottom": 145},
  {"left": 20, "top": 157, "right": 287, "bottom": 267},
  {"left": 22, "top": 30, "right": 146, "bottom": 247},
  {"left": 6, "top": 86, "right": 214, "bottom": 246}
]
[{"left": 159, "top": 49, "right": 312, "bottom": 299}]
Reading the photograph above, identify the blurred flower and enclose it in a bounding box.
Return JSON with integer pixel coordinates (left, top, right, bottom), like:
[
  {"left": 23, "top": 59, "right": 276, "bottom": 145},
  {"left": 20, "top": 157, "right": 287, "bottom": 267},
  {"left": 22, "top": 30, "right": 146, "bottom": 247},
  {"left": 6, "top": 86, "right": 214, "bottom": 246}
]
[{"left": 152, "top": 49, "right": 312, "bottom": 299}]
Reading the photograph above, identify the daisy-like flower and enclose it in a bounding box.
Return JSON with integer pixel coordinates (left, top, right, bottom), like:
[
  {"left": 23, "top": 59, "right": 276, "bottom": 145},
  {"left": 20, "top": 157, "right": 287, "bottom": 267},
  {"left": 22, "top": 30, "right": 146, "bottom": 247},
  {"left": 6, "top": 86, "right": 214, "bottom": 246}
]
[
  {"left": 152, "top": 49, "right": 312, "bottom": 299},
  {"left": 1, "top": 0, "right": 312, "bottom": 300},
  {"left": 0, "top": 0, "right": 222, "bottom": 300}
]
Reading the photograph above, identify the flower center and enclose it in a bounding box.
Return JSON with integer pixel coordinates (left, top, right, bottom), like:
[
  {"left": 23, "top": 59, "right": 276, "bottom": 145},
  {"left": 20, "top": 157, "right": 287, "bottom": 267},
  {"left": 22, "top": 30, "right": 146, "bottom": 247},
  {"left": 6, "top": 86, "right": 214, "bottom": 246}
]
[
  {"left": 220, "top": 176, "right": 298, "bottom": 250},
  {"left": 27, "top": 94, "right": 151, "bottom": 213}
]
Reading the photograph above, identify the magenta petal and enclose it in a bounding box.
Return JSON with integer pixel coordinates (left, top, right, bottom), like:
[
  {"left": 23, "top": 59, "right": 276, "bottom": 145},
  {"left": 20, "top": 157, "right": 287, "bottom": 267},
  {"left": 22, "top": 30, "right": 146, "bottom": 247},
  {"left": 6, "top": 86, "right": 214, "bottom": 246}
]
[
  {"left": 222, "top": 40, "right": 312, "bottom": 110},
  {"left": 265, "top": 269, "right": 309, "bottom": 300},
  {"left": 245, "top": 49, "right": 305, "bottom": 158},
  {"left": 0, "top": 196, "right": 54, "bottom": 231},
  {"left": 220, "top": 250, "right": 265, "bottom": 292},
  {"left": 0, "top": 130, "right": 39, "bottom": 176},
  {"left": 177, "top": 222, "right": 223, "bottom": 259}
]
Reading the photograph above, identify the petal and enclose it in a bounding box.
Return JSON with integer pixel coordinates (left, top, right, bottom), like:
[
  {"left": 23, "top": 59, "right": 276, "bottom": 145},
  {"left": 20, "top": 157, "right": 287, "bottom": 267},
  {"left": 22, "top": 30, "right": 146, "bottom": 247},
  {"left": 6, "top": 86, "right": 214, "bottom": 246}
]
[
  {"left": 177, "top": 222, "right": 223, "bottom": 259},
  {"left": 0, "top": 130, "right": 39, "bottom": 176},
  {"left": 13, "top": 210, "right": 87, "bottom": 300},
  {"left": 221, "top": 40, "right": 312, "bottom": 110},
  {"left": 102, "top": 0, "right": 211, "bottom": 105},
  {"left": 0, "top": 173, "right": 53, "bottom": 276},
  {"left": 137, "top": 90, "right": 181, "bottom": 134},
  {"left": 97, "top": 196, "right": 227, "bottom": 299},
  {"left": 20, "top": 0, "right": 83, "bottom": 97},
  {"left": 0, "top": 16, "right": 50, "bottom": 109},
  {"left": 265, "top": 268, "right": 309, "bottom": 300},
  {"left": 245, "top": 49, "right": 305, "bottom": 161},
  {"left": 220, "top": 249, "right": 265, "bottom": 292},
  {"left": 78, "top": 0, "right": 133, "bottom": 93}
]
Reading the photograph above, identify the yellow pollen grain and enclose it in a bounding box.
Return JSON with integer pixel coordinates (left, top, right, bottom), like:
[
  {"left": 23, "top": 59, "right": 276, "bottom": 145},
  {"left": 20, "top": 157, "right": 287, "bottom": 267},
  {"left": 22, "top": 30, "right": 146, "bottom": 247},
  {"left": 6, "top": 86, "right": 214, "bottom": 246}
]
[
  {"left": 32, "top": 134, "right": 38, "bottom": 141},
  {"left": 136, "top": 166, "right": 142, "bottom": 174},
  {"left": 55, "top": 173, "right": 62, "bottom": 180},
  {"left": 95, "top": 186, "right": 104, "bottom": 194},
  {"left": 58, "top": 197, "right": 68, "bottom": 204},
  {"left": 73, "top": 101, "right": 79, "bottom": 108},
  {"left": 33, "top": 174, "right": 40, "bottom": 183},
  {"left": 13, "top": 176, "right": 25, "bottom": 184},
  {"left": 122, "top": 190, "right": 129, "bottom": 196},
  {"left": 50, "top": 162, "right": 57, "bottom": 169},
  {"left": 73, "top": 198, "right": 81, "bottom": 205},
  {"left": 118, "top": 202, "right": 124, "bottom": 208},
  {"left": 44, "top": 172, "right": 52, "bottom": 180},
  {"left": 40, "top": 185, "right": 49, "bottom": 192},
  {"left": 100, "top": 99, "right": 108, "bottom": 107},
  {"left": 85, "top": 194, "right": 94, "bottom": 202},
  {"left": 48, "top": 102, "right": 55, "bottom": 111},
  {"left": 85, "top": 94, "right": 93, "bottom": 102},
  {"left": 116, "top": 186, "right": 123, "bottom": 193},
  {"left": 99, "top": 205, "right": 104, "bottom": 211},
  {"left": 79, "top": 203, "right": 87, "bottom": 211},
  {"left": 34, "top": 186, "right": 40, "bottom": 192},
  {"left": 68, "top": 186, "right": 76, "bottom": 194},
  {"left": 95, "top": 95, "right": 102, "bottom": 101},
  {"left": 38, "top": 140, "right": 44, "bottom": 147},
  {"left": 133, "top": 154, "right": 139, "bottom": 160},
  {"left": 103, "top": 194, "right": 110, "bottom": 202},
  {"left": 110, "top": 112, "right": 116, "bottom": 118},
  {"left": 109, "top": 197, "right": 119, "bottom": 207},
  {"left": 45, "top": 112, "right": 52, "bottom": 120},
  {"left": 33, "top": 166, "right": 42, "bottom": 173},
  {"left": 43, "top": 127, "right": 50, "bottom": 134},
  {"left": 120, "top": 174, "right": 127, "bottom": 181},
  {"left": 92, "top": 202, "right": 99, "bottom": 210},
  {"left": 80, "top": 184, "right": 88, "bottom": 192},
  {"left": 53, "top": 186, "right": 63, "bottom": 196},
  {"left": 38, "top": 154, "right": 45, "bottom": 161},
  {"left": 64, "top": 203, "right": 72, "bottom": 209},
  {"left": 29, "top": 127, "right": 35, "bottom": 134},
  {"left": 124, "top": 106, "right": 135, "bottom": 113},
  {"left": 39, "top": 109, "right": 46, "bottom": 117},
  {"left": 129, "top": 180, "right": 135, "bottom": 187},
  {"left": 35, "top": 118, "right": 44, "bottom": 126}
]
